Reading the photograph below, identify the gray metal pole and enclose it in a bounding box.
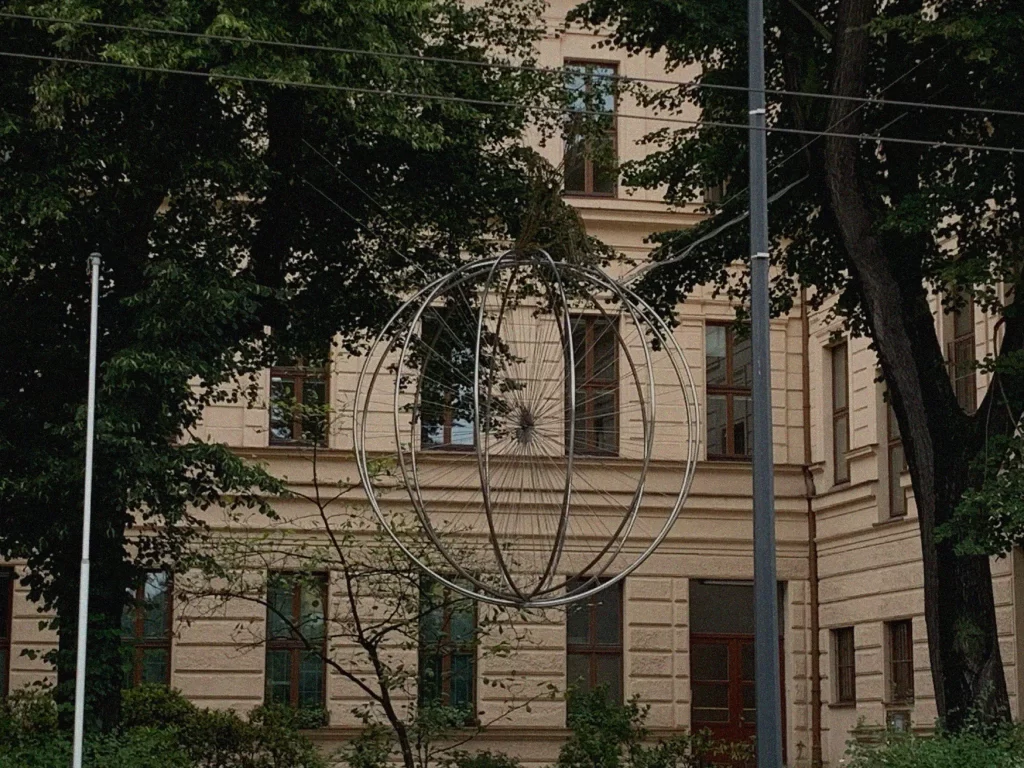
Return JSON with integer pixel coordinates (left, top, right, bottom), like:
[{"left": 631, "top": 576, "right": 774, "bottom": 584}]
[
  {"left": 748, "top": 0, "right": 783, "bottom": 765},
  {"left": 72, "top": 254, "right": 101, "bottom": 768}
]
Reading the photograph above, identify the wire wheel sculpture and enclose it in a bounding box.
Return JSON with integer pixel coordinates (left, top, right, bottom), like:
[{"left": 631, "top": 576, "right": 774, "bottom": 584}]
[{"left": 354, "top": 250, "right": 700, "bottom": 608}]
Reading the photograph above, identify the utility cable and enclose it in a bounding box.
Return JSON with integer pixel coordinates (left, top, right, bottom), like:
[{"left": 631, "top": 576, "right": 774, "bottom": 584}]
[
  {"left": 713, "top": 46, "right": 947, "bottom": 213},
  {"left": 3, "top": 11, "right": 1024, "bottom": 120},
  {"left": 620, "top": 49, "right": 955, "bottom": 282},
  {"left": 619, "top": 175, "right": 808, "bottom": 285},
  {"left": 0, "top": 50, "right": 1020, "bottom": 156}
]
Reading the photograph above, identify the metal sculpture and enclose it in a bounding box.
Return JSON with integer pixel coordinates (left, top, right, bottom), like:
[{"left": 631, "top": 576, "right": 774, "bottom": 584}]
[{"left": 354, "top": 250, "right": 699, "bottom": 608}]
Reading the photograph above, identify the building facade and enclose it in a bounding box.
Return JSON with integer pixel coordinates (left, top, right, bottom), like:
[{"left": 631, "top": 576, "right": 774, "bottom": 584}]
[{"left": 2, "top": 3, "right": 1021, "bottom": 767}]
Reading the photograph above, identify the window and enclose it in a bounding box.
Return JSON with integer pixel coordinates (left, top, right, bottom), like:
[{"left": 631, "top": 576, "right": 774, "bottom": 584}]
[
  {"left": 0, "top": 569, "right": 11, "bottom": 697},
  {"left": 832, "top": 627, "right": 856, "bottom": 704},
  {"left": 269, "top": 363, "right": 327, "bottom": 446},
  {"left": 266, "top": 573, "right": 327, "bottom": 709},
  {"left": 886, "top": 709, "right": 912, "bottom": 732},
  {"left": 121, "top": 572, "right": 172, "bottom": 687},
  {"left": 947, "top": 301, "right": 976, "bottom": 413},
  {"left": 419, "top": 579, "right": 476, "bottom": 714},
  {"left": 566, "top": 579, "right": 622, "bottom": 714},
  {"left": 705, "top": 324, "right": 753, "bottom": 458},
  {"left": 832, "top": 343, "right": 850, "bottom": 484},
  {"left": 564, "top": 62, "right": 617, "bottom": 196},
  {"left": 569, "top": 316, "right": 619, "bottom": 455},
  {"left": 887, "top": 403, "right": 907, "bottom": 518},
  {"left": 887, "top": 619, "right": 914, "bottom": 704},
  {"left": 703, "top": 182, "right": 726, "bottom": 204},
  {"left": 419, "top": 315, "right": 475, "bottom": 450}
]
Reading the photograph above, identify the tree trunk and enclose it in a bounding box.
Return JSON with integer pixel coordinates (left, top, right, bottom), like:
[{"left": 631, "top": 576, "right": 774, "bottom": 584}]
[{"left": 822, "top": 0, "right": 1010, "bottom": 727}]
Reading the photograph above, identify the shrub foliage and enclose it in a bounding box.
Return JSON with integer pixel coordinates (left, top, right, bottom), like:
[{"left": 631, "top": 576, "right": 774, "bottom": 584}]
[{"left": 0, "top": 685, "right": 324, "bottom": 768}]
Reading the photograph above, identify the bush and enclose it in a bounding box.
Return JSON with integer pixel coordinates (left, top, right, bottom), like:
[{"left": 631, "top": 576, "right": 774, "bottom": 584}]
[
  {"left": 0, "top": 686, "right": 67, "bottom": 767},
  {"left": 441, "top": 750, "right": 523, "bottom": 768},
  {"left": 0, "top": 739, "right": 70, "bottom": 768},
  {"left": 0, "top": 720, "right": 187, "bottom": 768},
  {"left": 120, "top": 685, "right": 326, "bottom": 768},
  {"left": 121, "top": 684, "right": 196, "bottom": 730},
  {"left": 845, "top": 724, "right": 1024, "bottom": 768},
  {"left": 0, "top": 685, "right": 326, "bottom": 768},
  {"left": 185, "top": 704, "right": 326, "bottom": 768},
  {"left": 557, "top": 688, "right": 750, "bottom": 768},
  {"left": 86, "top": 728, "right": 192, "bottom": 768},
  {"left": 338, "top": 723, "right": 394, "bottom": 768}
]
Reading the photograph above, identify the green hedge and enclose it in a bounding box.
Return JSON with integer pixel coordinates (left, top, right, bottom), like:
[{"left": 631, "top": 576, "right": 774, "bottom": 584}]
[
  {"left": 0, "top": 685, "right": 325, "bottom": 768},
  {"left": 845, "top": 725, "right": 1024, "bottom": 768},
  {"left": 10, "top": 683, "right": 1024, "bottom": 768}
]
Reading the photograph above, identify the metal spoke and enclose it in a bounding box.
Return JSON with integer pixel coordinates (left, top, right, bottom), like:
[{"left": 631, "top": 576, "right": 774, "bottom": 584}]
[{"left": 354, "top": 250, "right": 700, "bottom": 608}]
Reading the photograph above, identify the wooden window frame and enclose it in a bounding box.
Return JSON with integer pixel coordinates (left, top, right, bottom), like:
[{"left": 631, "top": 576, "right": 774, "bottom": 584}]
[
  {"left": 563, "top": 60, "right": 618, "bottom": 198},
  {"left": 706, "top": 323, "right": 753, "bottom": 459},
  {"left": 418, "top": 581, "right": 478, "bottom": 715},
  {"left": 887, "top": 403, "right": 907, "bottom": 518},
  {"left": 421, "top": 410, "right": 475, "bottom": 451},
  {"left": 418, "top": 314, "right": 476, "bottom": 451},
  {"left": 0, "top": 569, "right": 12, "bottom": 698},
  {"left": 831, "top": 342, "right": 850, "bottom": 485},
  {"left": 832, "top": 627, "right": 856, "bottom": 705},
  {"left": 947, "top": 300, "right": 977, "bottom": 414},
  {"left": 887, "top": 619, "right": 914, "bottom": 704},
  {"left": 269, "top": 363, "right": 328, "bottom": 447},
  {"left": 123, "top": 571, "right": 173, "bottom": 688},
  {"left": 265, "top": 573, "right": 328, "bottom": 710},
  {"left": 568, "top": 315, "right": 620, "bottom": 457},
  {"left": 565, "top": 578, "right": 623, "bottom": 717},
  {"left": 702, "top": 181, "right": 726, "bottom": 204}
]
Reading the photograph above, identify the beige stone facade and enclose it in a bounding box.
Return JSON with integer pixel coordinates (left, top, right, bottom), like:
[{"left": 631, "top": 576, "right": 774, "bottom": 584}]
[{"left": 1, "top": 4, "right": 1020, "bottom": 768}]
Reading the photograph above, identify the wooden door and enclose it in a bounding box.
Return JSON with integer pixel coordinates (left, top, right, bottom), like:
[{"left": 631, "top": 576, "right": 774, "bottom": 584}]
[{"left": 691, "top": 635, "right": 784, "bottom": 766}]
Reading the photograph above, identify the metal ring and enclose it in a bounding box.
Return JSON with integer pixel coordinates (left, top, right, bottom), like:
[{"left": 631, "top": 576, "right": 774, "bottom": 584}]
[{"left": 353, "top": 250, "right": 700, "bottom": 608}]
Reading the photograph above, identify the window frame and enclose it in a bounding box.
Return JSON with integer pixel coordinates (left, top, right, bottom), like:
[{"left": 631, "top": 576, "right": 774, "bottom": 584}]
[
  {"left": 886, "top": 619, "right": 914, "bottom": 705},
  {"left": 565, "top": 578, "right": 623, "bottom": 716},
  {"left": 887, "top": 402, "right": 907, "bottom": 518},
  {"left": 418, "top": 579, "right": 478, "bottom": 715},
  {"left": 122, "top": 571, "right": 173, "bottom": 688},
  {"left": 947, "top": 300, "right": 977, "bottom": 414},
  {"left": 702, "top": 181, "right": 726, "bottom": 204},
  {"left": 705, "top": 322, "right": 753, "bottom": 460},
  {"left": 418, "top": 314, "right": 476, "bottom": 452},
  {"left": 269, "top": 362, "right": 329, "bottom": 447},
  {"left": 420, "top": 403, "right": 476, "bottom": 451},
  {"left": 568, "top": 314, "right": 620, "bottom": 457},
  {"left": 688, "top": 579, "right": 787, "bottom": 756},
  {"left": 265, "top": 572, "right": 328, "bottom": 710},
  {"left": 831, "top": 342, "right": 850, "bottom": 485},
  {"left": 563, "top": 60, "right": 619, "bottom": 198},
  {"left": 0, "top": 568, "right": 12, "bottom": 698},
  {"left": 832, "top": 626, "right": 856, "bottom": 705}
]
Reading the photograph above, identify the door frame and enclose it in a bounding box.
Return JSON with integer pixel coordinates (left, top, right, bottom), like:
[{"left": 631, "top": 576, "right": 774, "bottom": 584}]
[{"left": 690, "top": 632, "right": 786, "bottom": 763}]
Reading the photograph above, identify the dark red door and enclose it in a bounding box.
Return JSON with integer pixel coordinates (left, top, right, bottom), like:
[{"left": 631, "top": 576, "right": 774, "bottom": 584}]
[{"left": 691, "top": 635, "right": 784, "bottom": 766}]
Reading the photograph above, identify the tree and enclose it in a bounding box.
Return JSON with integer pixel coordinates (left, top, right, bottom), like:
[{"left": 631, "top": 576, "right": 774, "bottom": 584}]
[
  {"left": 0, "top": 0, "right": 587, "bottom": 730},
  {"left": 177, "top": 405, "right": 560, "bottom": 768},
  {"left": 556, "top": 689, "right": 750, "bottom": 768},
  {"left": 567, "top": 0, "right": 1024, "bottom": 727}
]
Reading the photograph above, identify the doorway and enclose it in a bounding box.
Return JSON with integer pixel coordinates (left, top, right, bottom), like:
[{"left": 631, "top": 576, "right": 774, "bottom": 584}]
[{"left": 689, "top": 580, "right": 785, "bottom": 764}]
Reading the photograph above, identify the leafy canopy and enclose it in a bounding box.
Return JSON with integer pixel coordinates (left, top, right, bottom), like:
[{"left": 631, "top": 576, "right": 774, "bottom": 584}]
[{"left": 0, "top": 0, "right": 589, "bottom": 724}]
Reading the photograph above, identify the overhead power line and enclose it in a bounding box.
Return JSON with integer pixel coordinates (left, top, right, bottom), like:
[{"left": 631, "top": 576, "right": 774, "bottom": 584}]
[
  {"left": 711, "top": 46, "right": 947, "bottom": 213},
  {"left": 3, "top": 11, "right": 1024, "bottom": 120},
  {"left": 0, "top": 49, "right": 1021, "bottom": 156}
]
